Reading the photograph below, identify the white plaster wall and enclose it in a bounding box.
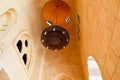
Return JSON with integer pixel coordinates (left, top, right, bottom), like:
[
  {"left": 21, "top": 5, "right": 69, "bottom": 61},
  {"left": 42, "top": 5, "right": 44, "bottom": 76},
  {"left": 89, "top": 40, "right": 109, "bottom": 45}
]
[{"left": 0, "top": 0, "right": 43, "bottom": 80}]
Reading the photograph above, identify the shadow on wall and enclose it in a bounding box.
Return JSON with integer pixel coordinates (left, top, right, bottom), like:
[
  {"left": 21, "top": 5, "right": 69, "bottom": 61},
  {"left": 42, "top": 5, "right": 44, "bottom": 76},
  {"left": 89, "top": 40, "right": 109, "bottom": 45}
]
[{"left": 87, "top": 56, "right": 103, "bottom": 80}]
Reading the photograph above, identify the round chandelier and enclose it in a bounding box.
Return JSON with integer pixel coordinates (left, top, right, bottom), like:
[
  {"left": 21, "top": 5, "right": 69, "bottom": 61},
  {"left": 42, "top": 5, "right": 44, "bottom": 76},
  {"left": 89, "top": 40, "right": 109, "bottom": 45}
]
[{"left": 41, "top": 25, "right": 70, "bottom": 51}]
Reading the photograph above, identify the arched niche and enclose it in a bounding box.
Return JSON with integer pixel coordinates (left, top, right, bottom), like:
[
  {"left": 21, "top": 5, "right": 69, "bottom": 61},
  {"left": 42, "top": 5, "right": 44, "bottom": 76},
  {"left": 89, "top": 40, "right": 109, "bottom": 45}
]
[
  {"left": 41, "top": 0, "right": 71, "bottom": 26},
  {"left": 87, "top": 56, "right": 103, "bottom": 80},
  {"left": 0, "top": 8, "right": 17, "bottom": 39}
]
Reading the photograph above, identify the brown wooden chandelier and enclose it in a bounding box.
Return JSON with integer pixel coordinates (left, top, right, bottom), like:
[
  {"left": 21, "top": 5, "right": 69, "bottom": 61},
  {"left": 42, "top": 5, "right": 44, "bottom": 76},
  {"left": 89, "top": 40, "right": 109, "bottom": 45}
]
[{"left": 41, "top": 25, "right": 70, "bottom": 51}]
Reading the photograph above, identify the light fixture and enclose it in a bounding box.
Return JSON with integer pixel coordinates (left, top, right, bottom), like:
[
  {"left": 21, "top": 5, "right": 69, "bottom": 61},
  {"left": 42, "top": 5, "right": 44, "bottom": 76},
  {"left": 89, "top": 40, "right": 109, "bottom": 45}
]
[
  {"left": 41, "top": 25, "right": 70, "bottom": 51},
  {"left": 41, "top": 0, "right": 71, "bottom": 51},
  {"left": 66, "top": 16, "right": 71, "bottom": 24},
  {"left": 46, "top": 20, "right": 53, "bottom": 26}
]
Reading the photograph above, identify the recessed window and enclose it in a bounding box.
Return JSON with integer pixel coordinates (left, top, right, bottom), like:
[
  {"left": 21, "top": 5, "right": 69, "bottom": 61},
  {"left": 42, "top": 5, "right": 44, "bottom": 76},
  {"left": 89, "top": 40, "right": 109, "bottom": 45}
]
[
  {"left": 77, "top": 24, "right": 80, "bottom": 32},
  {"left": 88, "top": 56, "right": 103, "bottom": 80},
  {"left": 25, "top": 40, "right": 28, "bottom": 47},
  {"left": 77, "top": 14, "right": 80, "bottom": 23},
  {"left": 16, "top": 40, "right": 22, "bottom": 53},
  {"left": 77, "top": 32, "right": 80, "bottom": 41},
  {"left": 22, "top": 54, "right": 27, "bottom": 65}
]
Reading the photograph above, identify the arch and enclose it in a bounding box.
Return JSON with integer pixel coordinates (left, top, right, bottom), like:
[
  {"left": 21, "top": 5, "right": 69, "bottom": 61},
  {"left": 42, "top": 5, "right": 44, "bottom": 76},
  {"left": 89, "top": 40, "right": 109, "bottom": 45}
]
[
  {"left": 0, "top": 8, "right": 17, "bottom": 30},
  {"left": 53, "top": 73, "right": 74, "bottom": 80},
  {"left": 87, "top": 56, "right": 103, "bottom": 80},
  {"left": 41, "top": 0, "right": 71, "bottom": 25},
  {"left": 13, "top": 30, "right": 33, "bottom": 71}
]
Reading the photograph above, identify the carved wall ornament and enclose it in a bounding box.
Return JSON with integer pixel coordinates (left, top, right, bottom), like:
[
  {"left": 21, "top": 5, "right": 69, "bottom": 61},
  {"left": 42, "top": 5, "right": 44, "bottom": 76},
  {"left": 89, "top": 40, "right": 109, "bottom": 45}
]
[{"left": 13, "top": 30, "right": 33, "bottom": 72}]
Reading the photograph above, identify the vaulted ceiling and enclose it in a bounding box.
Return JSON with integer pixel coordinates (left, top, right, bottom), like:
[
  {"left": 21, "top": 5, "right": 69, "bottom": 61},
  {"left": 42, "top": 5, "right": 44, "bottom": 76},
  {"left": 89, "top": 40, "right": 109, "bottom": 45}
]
[
  {"left": 0, "top": 0, "right": 120, "bottom": 80},
  {"left": 34, "top": 0, "right": 84, "bottom": 80},
  {"left": 33, "top": 0, "right": 120, "bottom": 80}
]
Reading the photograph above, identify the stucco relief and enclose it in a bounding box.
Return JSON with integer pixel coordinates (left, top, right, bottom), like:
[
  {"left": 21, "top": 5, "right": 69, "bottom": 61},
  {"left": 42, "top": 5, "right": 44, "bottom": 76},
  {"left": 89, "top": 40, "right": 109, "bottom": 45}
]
[
  {"left": 53, "top": 73, "right": 74, "bottom": 80},
  {"left": 0, "top": 8, "right": 17, "bottom": 39},
  {"left": 13, "top": 30, "right": 33, "bottom": 72},
  {"left": 41, "top": 65, "right": 75, "bottom": 80}
]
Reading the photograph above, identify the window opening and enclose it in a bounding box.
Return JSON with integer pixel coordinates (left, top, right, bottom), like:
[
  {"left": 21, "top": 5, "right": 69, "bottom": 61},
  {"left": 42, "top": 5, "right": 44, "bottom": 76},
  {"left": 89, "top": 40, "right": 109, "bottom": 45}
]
[
  {"left": 22, "top": 54, "right": 27, "bottom": 65},
  {"left": 16, "top": 40, "right": 22, "bottom": 53},
  {"left": 25, "top": 40, "right": 28, "bottom": 47},
  {"left": 77, "top": 14, "right": 80, "bottom": 23},
  {"left": 88, "top": 56, "right": 103, "bottom": 80},
  {"left": 77, "top": 24, "right": 80, "bottom": 32}
]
